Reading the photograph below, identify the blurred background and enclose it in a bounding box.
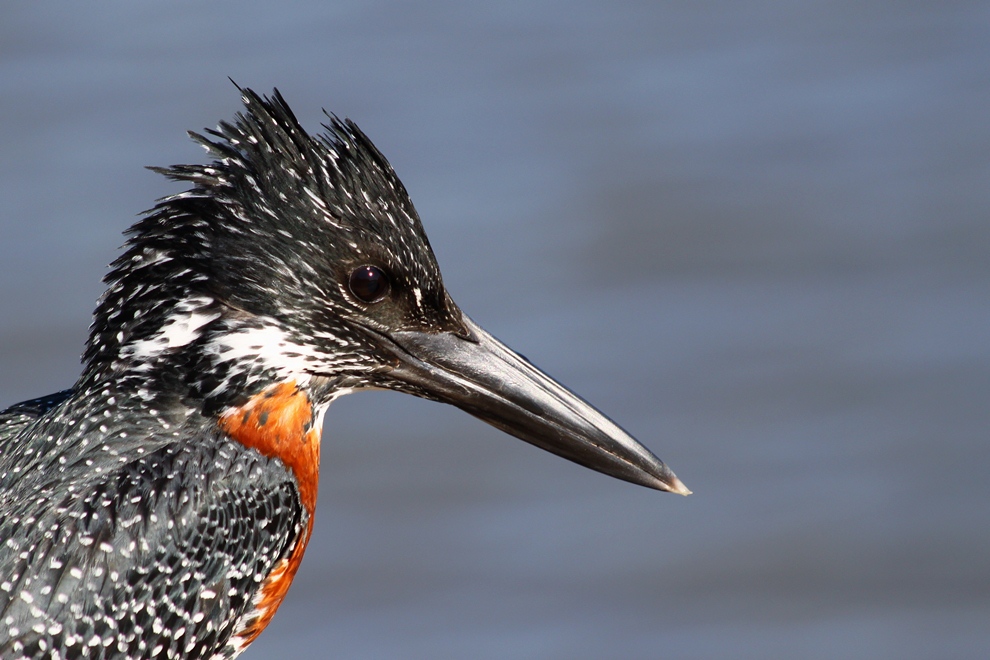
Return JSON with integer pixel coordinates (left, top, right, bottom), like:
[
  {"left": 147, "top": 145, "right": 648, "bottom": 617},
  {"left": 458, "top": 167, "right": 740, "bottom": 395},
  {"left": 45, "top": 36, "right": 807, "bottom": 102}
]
[{"left": 1, "top": 3, "right": 988, "bottom": 658}]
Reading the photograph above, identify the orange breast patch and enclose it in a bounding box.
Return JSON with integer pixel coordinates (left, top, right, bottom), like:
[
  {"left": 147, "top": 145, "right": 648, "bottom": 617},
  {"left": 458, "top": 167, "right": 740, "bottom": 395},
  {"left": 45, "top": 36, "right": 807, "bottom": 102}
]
[
  {"left": 219, "top": 380, "right": 322, "bottom": 644},
  {"left": 218, "top": 380, "right": 321, "bottom": 514}
]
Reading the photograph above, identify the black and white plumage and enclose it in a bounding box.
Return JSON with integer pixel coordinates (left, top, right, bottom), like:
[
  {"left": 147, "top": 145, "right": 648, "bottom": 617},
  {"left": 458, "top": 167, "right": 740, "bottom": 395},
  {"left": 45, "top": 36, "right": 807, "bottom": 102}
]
[{"left": 0, "top": 88, "right": 689, "bottom": 660}]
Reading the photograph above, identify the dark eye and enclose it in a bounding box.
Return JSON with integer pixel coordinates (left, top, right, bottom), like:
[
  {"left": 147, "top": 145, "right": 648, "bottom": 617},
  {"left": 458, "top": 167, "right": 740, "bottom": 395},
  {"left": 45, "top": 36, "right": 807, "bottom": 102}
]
[{"left": 348, "top": 265, "right": 391, "bottom": 303}]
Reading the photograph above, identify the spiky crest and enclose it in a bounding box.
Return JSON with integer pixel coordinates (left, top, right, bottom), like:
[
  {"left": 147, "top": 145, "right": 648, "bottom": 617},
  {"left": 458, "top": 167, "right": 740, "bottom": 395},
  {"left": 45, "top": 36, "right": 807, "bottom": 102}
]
[{"left": 79, "top": 87, "right": 460, "bottom": 411}]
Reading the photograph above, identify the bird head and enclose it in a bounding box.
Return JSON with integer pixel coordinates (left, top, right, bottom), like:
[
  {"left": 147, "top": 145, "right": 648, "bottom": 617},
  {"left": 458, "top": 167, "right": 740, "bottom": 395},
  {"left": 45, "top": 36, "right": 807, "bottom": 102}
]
[{"left": 81, "top": 87, "right": 689, "bottom": 495}]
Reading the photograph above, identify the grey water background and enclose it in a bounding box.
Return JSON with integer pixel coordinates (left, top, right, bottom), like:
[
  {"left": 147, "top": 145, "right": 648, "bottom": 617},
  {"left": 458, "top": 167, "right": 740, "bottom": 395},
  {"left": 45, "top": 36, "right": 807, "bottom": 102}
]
[{"left": 1, "top": 3, "right": 987, "bottom": 658}]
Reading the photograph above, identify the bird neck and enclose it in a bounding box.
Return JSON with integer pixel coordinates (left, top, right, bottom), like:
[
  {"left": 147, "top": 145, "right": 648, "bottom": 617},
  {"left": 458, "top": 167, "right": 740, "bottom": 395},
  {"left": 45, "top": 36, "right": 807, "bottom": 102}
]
[{"left": 217, "top": 379, "right": 324, "bottom": 515}]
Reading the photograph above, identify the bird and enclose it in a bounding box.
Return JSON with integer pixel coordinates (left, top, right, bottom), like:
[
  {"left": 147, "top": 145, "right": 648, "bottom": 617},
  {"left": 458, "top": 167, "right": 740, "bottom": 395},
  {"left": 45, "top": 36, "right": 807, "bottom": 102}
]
[{"left": 0, "top": 87, "right": 689, "bottom": 660}]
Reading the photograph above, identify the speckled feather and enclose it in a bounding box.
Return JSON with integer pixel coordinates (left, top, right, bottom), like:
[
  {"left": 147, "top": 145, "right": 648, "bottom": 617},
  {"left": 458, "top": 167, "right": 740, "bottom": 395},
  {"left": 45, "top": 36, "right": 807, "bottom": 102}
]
[
  {"left": 0, "top": 88, "right": 464, "bottom": 659},
  {"left": 0, "top": 392, "right": 304, "bottom": 659}
]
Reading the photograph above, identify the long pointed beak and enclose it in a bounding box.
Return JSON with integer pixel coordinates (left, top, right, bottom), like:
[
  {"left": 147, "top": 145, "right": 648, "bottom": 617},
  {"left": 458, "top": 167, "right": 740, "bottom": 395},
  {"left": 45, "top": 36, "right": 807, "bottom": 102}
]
[{"left": 365, "top": 315, "right": 690, "bottom": 495}]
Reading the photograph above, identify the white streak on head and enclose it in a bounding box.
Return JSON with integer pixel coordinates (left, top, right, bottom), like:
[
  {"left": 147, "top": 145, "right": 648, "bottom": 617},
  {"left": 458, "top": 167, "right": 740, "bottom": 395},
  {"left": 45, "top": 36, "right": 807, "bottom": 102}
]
[
  {"left": 133, "top": 248, "right": 171, "bottom": 267},
  {"left": 303, "top": 186, "right": 328, "bottom": 210},
  {"left": 203, "top": 324, "right": 319, "bottom": 395},
  {"left": 121, "top": 297, "right": 219, "bottom": 370}
]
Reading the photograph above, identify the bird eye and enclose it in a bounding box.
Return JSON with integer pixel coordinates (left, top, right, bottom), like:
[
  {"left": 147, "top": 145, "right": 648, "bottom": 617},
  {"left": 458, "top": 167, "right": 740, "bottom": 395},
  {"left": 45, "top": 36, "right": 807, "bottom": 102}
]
[{"left": 348, "top": 265, "right": 391, "bottom": 303}]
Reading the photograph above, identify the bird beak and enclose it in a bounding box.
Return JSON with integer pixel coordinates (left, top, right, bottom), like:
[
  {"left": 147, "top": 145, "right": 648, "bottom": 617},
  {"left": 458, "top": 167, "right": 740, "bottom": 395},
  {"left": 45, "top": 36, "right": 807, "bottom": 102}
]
[{"left": 365, "top": 315, "right": 690, "bottom": 495}]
